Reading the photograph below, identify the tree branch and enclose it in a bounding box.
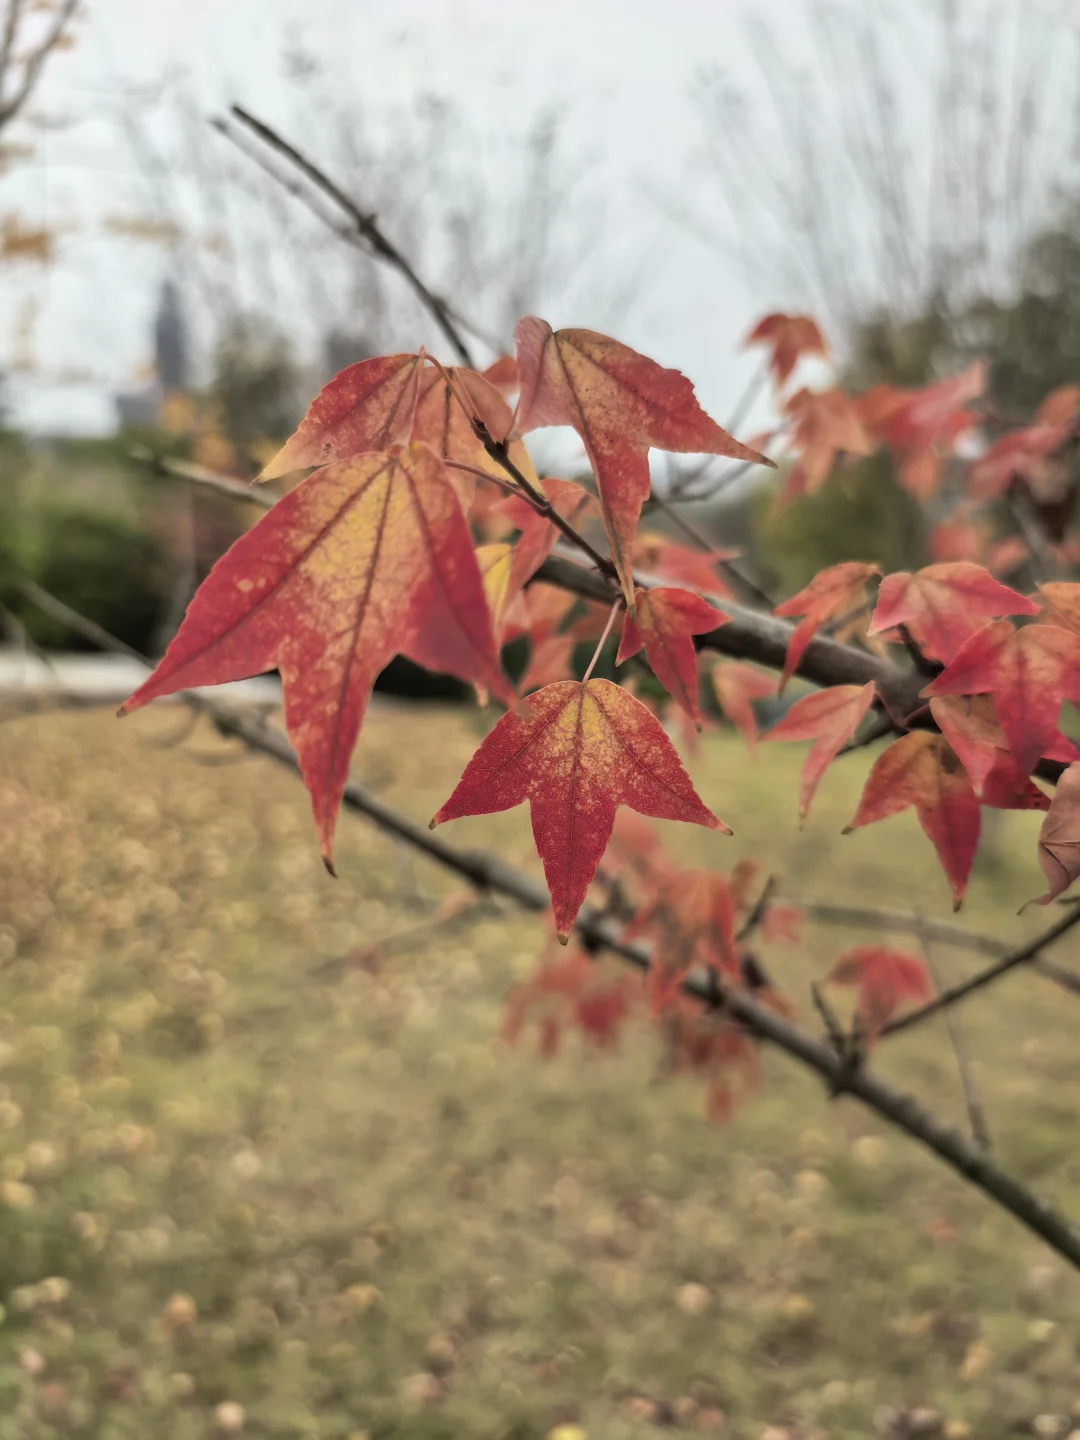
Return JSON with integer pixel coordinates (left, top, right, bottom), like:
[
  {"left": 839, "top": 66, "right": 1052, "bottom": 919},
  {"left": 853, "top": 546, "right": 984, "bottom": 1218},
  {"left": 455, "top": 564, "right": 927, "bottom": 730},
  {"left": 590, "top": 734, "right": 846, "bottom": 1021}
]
[
  {"left": 15, "top": 579, "right": 1080, "bottom": 1273},
  {"left": 219, "top": 105, "right": 480, "bottom": 366}
]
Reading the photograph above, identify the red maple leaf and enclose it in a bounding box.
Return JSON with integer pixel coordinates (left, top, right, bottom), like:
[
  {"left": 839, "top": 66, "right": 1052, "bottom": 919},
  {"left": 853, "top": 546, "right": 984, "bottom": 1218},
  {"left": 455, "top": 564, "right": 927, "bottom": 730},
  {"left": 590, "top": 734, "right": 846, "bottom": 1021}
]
[
  {"left": 617, "top": 587, "right": 728, "bottom": 725},
  {"left": 825, "top": 946, "right": 932, "bottom": 1044},
  {"left": 869, "top": 562, "right": 1039, "bottom": 664},
  {"left": 259, "top": 353, "right": 422, "bottom": 478},
  {"left": 776, "top": 387, "right": 873, "bottom": 508},
  {"left": 709, "top": 660, "right": 777, "bottom": 753},
  {"left": 431, "top": 678, "right": 728, "bottom": 939},
  {"left": 513, "top": 317, "right": 773, "bottom": 606},
  {"left": 844, "top": 732, "right": 980, "bottom": 909},
  {"left": 859, "top": 362, "right": 985, "bottom": 499},
  {"left": 929, "top": 694, "right": 1075, "bottom": 798},
  {"left": 922, "top": 620, "right": 1080, "bottom": 779},
  {"left": 1027, "top": 761, "right": 1080, "bottom": 907},
  {"left": 763, "top": 682, "right": 877, "bottom": 820},
  {"left": 625, "top": 869, "right": 739, "bottom": 1012},
  {"left": 744, "top": 312, "right": 828, "bottom": 387},
  {"left": 773, "top": 561, "right": 881, "bottom": 689},
  {"left": 121, "top": 446, "right": 513, "bottom": 867}
]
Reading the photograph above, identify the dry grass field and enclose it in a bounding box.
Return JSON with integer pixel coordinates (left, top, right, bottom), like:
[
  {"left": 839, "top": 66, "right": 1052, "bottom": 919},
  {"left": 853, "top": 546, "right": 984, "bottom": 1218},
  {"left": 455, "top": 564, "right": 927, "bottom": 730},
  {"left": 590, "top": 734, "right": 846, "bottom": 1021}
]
[{"left": 0, "top": 699, "right": 1078, "bottom": 1438}]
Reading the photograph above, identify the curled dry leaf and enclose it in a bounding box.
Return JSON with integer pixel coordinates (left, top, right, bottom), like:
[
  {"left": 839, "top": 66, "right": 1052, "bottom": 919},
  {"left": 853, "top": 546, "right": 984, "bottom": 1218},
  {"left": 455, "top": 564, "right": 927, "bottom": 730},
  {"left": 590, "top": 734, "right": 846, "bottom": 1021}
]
[
  {"left": 513, "top": 317, "right": 772, "bottom": 606},
  {"left": 409, "top": 364, "right": 538, "bottom": 503},
  {"left": 431, "top": 678, "right": 728, "bottom": 939},
  {"left": 1028, "top": 761, "right": 1080, "bottom": 908},
  {"left": 617, "top": 587, "right": 728, "bottom": 726},
  {"left": 122, "top": 445, "right": 512, "bottom": 867},
  {"left": 845, "top": 732, "right": 980, "bottom": 909},
  {"left": 764, "top": 682, "right": 876, "bottom": 820}
]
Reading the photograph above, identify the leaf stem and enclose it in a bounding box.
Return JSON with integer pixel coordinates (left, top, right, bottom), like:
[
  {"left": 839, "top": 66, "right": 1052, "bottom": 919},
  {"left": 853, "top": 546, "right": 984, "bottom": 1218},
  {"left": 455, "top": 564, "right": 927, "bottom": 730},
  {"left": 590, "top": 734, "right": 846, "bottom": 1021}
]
[{"left": 581, "top": 600, "right": 623, "bottom": 683}]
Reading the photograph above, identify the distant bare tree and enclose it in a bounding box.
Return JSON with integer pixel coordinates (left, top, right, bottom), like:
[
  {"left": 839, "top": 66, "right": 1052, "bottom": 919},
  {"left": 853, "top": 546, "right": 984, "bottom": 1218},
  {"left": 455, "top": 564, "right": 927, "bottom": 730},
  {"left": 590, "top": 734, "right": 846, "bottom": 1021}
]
[
  {"left": 691, "top": 0, "right": 1080, "bottom": 358},
  {"left": 0, "top": 0, "right": 77, "bottom": 136}
]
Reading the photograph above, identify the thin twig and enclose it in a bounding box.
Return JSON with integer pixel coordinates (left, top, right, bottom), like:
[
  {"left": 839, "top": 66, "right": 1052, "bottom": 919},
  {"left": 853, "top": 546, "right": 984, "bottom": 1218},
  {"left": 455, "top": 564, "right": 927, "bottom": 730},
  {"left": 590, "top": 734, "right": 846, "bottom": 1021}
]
[
  {"left": 916, "top": 920, "right": 991, "bottom": 1151},
  {"left": 222, "top": 105, "right": 479, "bottom": 366},
  {"left": 737, "top": 873, "right": 778, "bottom": 942},
  {"left": 647, "top": 488, "right": 774, "bottom": 609},
  {"left": 880, "top": 904, "right": 1080, "bottom": 1040}
]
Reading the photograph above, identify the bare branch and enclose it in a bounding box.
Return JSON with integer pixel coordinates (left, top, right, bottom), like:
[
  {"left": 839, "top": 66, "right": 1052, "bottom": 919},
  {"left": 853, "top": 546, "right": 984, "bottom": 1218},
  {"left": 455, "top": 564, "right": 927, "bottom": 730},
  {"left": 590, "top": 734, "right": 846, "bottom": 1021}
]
[
  {"left": 916, "top": 920, "right": 992, "bottom": 1151},
  {"left": 0, "top": 0, "right": 78, "bottom": 134},
  {"left": 220, "top": 105, "right": 480, "bottom": 366}
]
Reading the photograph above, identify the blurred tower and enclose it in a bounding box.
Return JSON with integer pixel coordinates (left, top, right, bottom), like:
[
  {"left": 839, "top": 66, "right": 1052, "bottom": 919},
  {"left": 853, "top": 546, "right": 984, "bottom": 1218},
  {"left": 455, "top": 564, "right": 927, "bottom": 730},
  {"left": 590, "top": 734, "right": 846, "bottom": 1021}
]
[{"left": 154, "top": 278, "right": 189, "bottom": 392}]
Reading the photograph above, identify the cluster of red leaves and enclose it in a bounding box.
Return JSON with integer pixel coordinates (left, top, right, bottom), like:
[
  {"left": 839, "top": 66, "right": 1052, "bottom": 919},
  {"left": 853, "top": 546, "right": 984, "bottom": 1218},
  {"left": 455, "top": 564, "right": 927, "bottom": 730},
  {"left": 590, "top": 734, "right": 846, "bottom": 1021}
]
[
  {"left": 123, "top": 322, "right": 774, "bottom": 932},
  {"left": 120, "top": 306, "right": 1080, "bottom": 1008},
  {"left": 503, "top": 821, "right": 804, "bottom": 1122}
]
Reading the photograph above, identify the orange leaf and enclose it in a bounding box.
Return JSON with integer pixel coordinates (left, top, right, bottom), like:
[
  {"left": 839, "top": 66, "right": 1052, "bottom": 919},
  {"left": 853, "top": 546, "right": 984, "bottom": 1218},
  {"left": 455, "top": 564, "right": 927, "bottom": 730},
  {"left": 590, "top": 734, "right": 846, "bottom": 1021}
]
[
  {"left": 1028, "top": 761, "right": 1080, "bottom": 907},
  {"left": 777, "top": 387, "right": 873, "bottom": 507},
  {"left": 870, "top": 562, "right": 1039, "bottom": 664},
  {"left": 122, "top": 446, "right": 512, "bottom": 867},
  {"left": 513, "top": 317, "right": 773, "bottom": 606},
  {"left": 744, "top": 312, "right": 828, "bottom": 387},
  {"left": 617, "top": 587, "right": 728, "bottom": 725},
  {"left": 845, "top": 732, "right": 980, "bottom": 909},
  {"left": 710, "top": 660, "right": 777, "bottom": 753},
  {"left": 259, "top": 353, "right": 421, "bottom": 479},
  {"left": 764, "top": 683, "right": 876, "bottom": 819},
  {"left": 626, "top": 870, "right": 739, "bottom": 1012},
  {"left": 922, "top": 620, "right": 1080, "bottom": 779},
  {"left": 480, "top": 354, "right": 519, "bottom": 395},
  {"left": 773, "top": 561, "right": 880, "bottom": 689},
  {"left": 858, "top": 363, "right": 985, "bottom": 500},
  {"left": 826, "top": 946, "right": 932, "bottom": 1044},
  {"left": 431, "top": 678, "right": 728, "bottom": 939},
  {"left": 1038, "top": 582, "right": 1080, "bottom": 634}
]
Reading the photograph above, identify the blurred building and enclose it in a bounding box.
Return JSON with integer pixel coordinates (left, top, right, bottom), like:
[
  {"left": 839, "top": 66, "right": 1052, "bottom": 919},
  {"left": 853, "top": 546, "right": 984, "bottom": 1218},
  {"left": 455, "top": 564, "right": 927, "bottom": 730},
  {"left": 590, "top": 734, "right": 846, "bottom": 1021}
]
[{"left": 114, "top": 278, "right": 190, "bottom": 427}]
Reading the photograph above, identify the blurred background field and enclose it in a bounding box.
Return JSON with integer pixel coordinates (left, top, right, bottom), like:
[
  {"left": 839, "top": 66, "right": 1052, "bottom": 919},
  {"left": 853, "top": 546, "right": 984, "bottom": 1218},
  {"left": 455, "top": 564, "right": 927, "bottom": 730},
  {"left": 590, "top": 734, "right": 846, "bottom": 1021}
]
[{"left": 0, "top": 700, "right": 1078, "bottom": 1440}]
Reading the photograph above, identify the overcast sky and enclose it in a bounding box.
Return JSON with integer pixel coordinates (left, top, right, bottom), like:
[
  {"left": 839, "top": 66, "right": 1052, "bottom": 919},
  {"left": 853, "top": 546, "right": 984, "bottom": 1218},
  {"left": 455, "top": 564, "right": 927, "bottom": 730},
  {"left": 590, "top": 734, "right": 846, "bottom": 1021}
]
[{"left": 2, "top": 0, "right": 826, "bottom": 435}]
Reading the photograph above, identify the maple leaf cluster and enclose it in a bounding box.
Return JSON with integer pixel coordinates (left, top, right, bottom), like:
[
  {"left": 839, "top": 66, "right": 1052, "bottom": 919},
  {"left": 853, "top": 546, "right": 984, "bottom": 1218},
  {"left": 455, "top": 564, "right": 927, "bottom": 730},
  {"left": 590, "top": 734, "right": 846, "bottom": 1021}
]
[{"left": 119, "top": 308, "right": 1080, "bottom": 1115}]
